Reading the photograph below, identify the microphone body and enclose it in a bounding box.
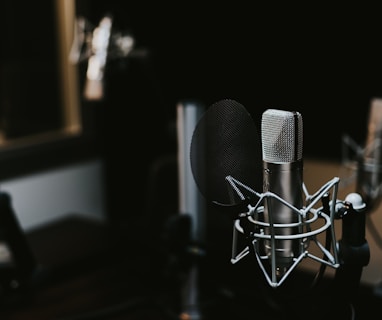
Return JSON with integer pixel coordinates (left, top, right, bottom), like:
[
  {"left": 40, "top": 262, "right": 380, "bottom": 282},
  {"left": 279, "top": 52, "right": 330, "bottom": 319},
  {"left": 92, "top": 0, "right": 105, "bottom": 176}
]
[{"left": 261, "top": 109, "right": 304, "bottom": 276}]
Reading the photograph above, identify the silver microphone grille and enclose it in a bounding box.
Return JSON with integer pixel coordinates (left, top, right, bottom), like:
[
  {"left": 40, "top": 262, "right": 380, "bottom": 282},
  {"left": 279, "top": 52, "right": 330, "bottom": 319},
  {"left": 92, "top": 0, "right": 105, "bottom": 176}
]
[{"left": 262, "top": 109, "right": 303, "bottom": 163}]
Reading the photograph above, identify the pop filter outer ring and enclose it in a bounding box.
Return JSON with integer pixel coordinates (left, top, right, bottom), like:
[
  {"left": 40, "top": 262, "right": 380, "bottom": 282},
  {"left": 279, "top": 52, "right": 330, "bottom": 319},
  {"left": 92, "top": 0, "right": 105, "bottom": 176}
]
[{"left": 190, "top": 99, "right": 262, "bottom": 206}]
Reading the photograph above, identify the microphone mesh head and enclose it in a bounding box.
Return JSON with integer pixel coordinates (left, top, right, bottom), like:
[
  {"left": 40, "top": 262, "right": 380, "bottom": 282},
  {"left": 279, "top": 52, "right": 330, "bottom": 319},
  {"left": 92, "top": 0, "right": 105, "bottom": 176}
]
[{"left": 262, "top": 109, "right": 303, "bottom": 162}]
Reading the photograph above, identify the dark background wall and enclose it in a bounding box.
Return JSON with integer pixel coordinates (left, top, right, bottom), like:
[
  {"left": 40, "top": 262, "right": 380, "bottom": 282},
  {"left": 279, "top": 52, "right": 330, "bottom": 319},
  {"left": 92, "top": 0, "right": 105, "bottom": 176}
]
[
  {"left": 3, "top": 1, "right": 381, "bottom": 224},
  {"left": 0, "top": 0, "right": 61, "bottom": 139},
  {"left": 73, "top": 1, "right": 382, "bottom": 223},
  {"left": 76, "top": 1, "right": 382, "bottom": 162}
]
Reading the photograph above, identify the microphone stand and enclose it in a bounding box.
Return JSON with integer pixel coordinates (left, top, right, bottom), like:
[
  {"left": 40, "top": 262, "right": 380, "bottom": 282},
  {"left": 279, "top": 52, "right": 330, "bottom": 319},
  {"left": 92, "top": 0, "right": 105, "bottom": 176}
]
[
  {"left": 334, "top": 193, "right": 370, "bottom": 317},
  {"left": 176, "top": 100, "right": 206, "bottom": 320}
]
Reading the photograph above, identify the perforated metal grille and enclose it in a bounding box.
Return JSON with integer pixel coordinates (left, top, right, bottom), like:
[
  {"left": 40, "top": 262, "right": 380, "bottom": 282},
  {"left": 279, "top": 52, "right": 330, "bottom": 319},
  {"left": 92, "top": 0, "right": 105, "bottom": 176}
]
[{"left": 261, "top": 109, "right": 303, "bottom": 163}]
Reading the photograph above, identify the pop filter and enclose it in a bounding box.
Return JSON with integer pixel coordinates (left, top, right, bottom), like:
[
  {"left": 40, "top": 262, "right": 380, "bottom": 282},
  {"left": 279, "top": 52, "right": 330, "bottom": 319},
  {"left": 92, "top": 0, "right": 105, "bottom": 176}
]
[{"left": 189, "top": 99, "right": 262, "bottom": 207}]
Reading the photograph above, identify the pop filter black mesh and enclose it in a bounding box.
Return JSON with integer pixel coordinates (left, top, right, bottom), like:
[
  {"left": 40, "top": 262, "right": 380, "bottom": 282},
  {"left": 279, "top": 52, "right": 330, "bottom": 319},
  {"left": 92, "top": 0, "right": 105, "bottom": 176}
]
[{"left": 190, "top": 99, "right": 262, "bottom": 205}]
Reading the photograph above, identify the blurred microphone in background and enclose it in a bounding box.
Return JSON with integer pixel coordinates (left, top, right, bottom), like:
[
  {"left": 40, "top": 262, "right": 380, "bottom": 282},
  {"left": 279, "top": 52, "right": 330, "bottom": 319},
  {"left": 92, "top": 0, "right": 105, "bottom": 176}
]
[
  {"left": 356, "top": 98, "right": 382, "bottom": 213},
  {"left": 83, "top": 14, "right": 112, "bottom": 101},
  {"left": 69, "top": 13, "right": 145, "bottom": 101}
]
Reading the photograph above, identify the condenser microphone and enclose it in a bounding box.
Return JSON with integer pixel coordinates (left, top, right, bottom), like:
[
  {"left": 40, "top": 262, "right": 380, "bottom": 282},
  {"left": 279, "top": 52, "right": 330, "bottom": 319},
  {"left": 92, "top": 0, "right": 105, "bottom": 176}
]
[
  {"left": 356, "top": 98, "right": 382, "bottom": 212},
  {"left": 261, "top": 109, "right": 304, "bottom": 278},
  {"left": 191, "top": 100, "right": 340, "bottom": 288}
]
